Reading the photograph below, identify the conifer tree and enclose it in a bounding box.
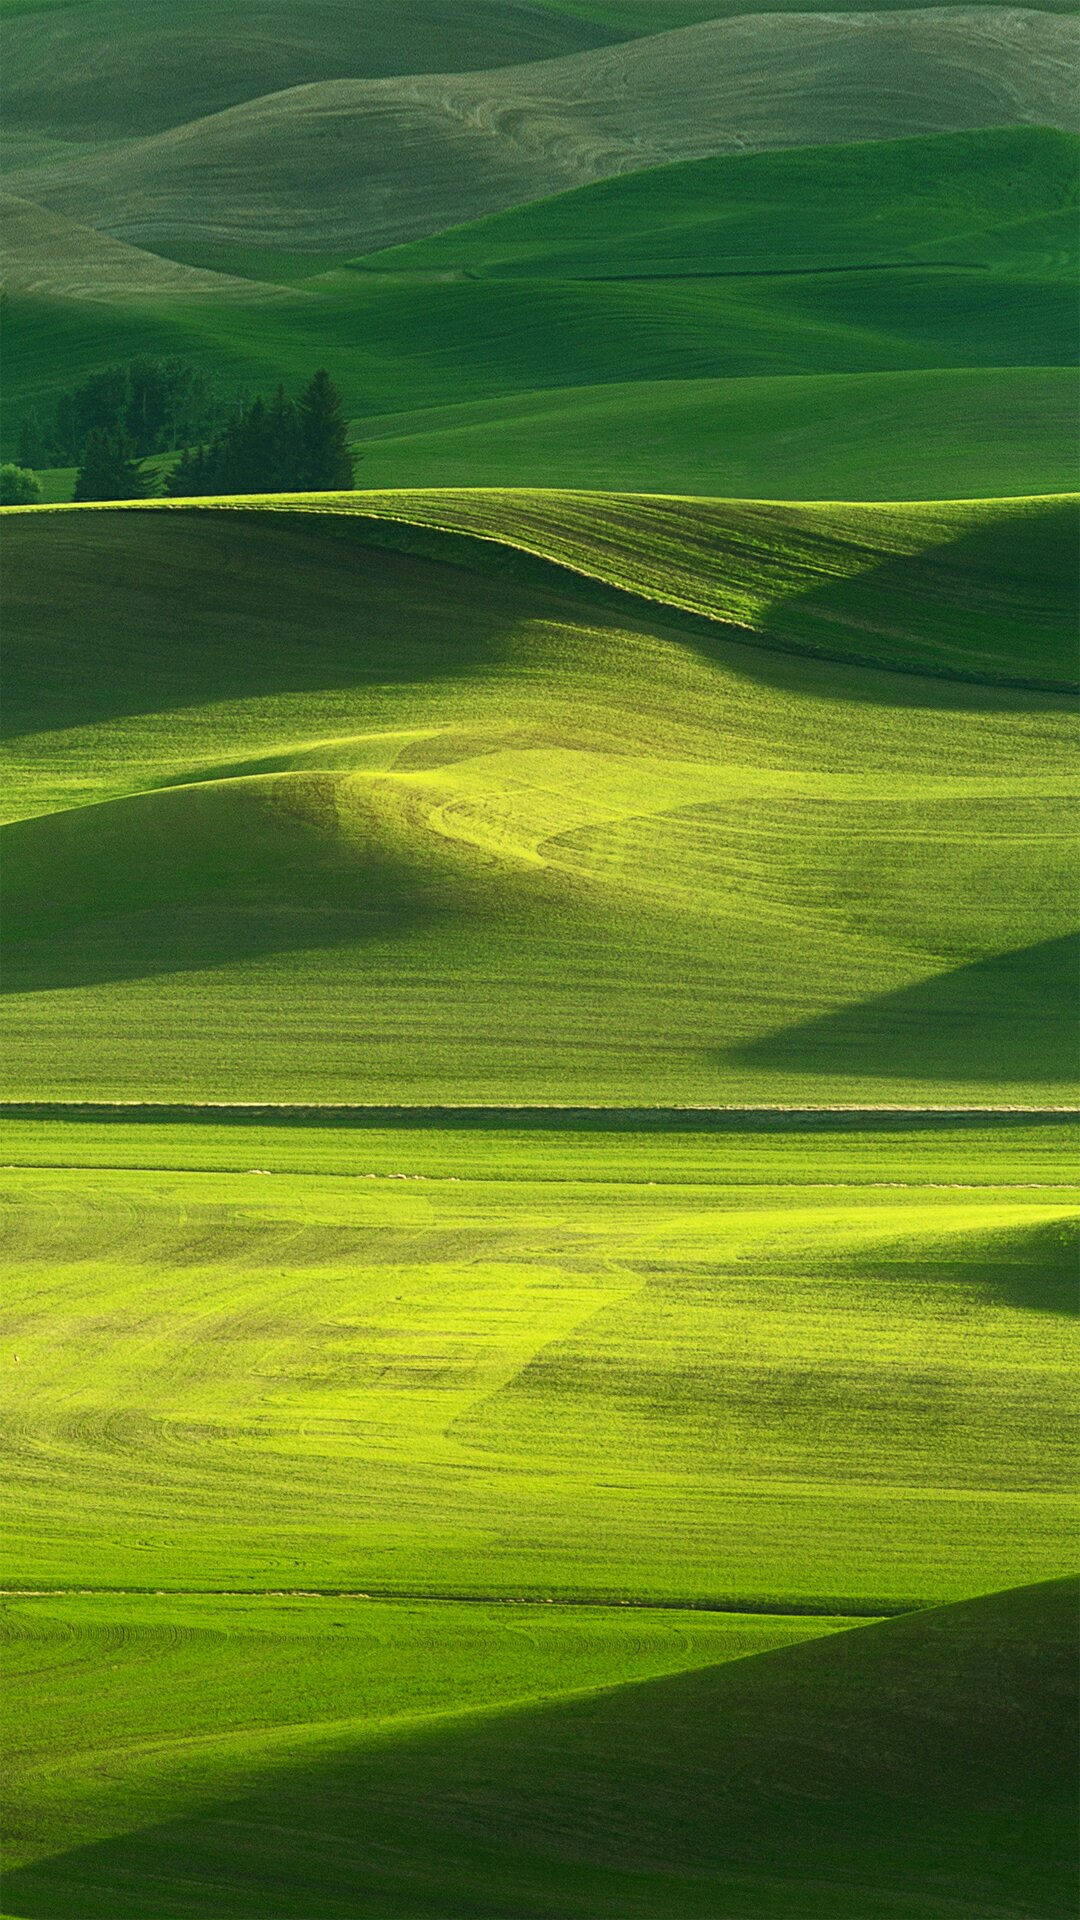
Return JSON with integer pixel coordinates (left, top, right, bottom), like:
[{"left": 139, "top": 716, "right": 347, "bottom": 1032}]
[
  {"left": 16, "top": 409, "right": 50, "bottom": 471},
  {"left": 74, "top": 427, "right": 149, "bottom": 502},
  {"left": 170, "top": 445, "right": 196, "bottom": 497},
  {"left": 297, "top": 369, "right": 355, "bottom": 490},
  {"left": 268, "top": 383, "right": 302, "bottom": 490}
]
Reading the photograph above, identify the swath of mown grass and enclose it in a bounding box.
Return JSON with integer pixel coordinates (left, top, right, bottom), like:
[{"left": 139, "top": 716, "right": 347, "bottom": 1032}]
[{"left": 2, "top": 1126, "right": 1076, "bottom": 1599}]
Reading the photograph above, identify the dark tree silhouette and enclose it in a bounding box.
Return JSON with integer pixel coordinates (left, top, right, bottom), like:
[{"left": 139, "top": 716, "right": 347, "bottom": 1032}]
[
  {"left": 167, "top": 372, "right": 356, "bottom": 495},
  {"left": 74, "top": 427, "right": 149, "bottom": 502},
  {"left": 297, "top": 369, "right": 355, "bottom": 490}
]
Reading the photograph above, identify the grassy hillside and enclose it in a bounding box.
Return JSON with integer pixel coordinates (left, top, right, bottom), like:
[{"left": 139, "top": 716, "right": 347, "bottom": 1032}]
[
  {"left": 1, "top": 0, "right": 1075, "bottom": 1912},
  {"left": 5, "top": 129, "right": 1073, "bottom": 501},
  {"left": 3, "top": 1592, "right": 845, "bottom": 1881},
  {"left": 3, "top": 1560, "right": 1076, "bottom": 1915},
  {"left": 280, "top": 487, "right": 1080, "bottom": 686},
  {"left": 361, "top": 126, "right": 1080, "bottom": 279},
  {"left": 326, "top": 367, "right": 1080, "bottom": 499},
  {"left": 10, "top": 15, "right": 1076, "bottom": 254},
  {"left": 2, "top": 500, "right": 1076, "bottom": 1106},
  {"left": 0, "top": 192, "right": 282, "bottom": 299},
  {"left": 0, "top": 0, "right": 644, "bottom": 141}
]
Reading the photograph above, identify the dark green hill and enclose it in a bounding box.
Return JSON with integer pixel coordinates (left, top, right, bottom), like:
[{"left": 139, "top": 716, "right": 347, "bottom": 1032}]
[{"left": 359, "top": 125, "right": 1080, "bottom": 279}]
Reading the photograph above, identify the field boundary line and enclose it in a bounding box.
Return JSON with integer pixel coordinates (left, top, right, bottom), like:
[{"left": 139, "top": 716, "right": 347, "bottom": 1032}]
[
  {"left": 3, "top": 1103, "right": 1076, "bottom": 1116},
  {"left": 0, "top": 1587, "right": 900, "bottom": 1616}
]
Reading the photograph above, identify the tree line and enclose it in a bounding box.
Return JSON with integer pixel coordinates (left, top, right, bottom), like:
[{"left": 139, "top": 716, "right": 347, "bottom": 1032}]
[
  {"left": 167, "top": 371, "right": 354, "bottom": 497},
  {"left": 11, "top": 361, "right": 356, "bottom": 503},
  {"left": 18, "top": 357, "right": 225, "bottom": 470}
]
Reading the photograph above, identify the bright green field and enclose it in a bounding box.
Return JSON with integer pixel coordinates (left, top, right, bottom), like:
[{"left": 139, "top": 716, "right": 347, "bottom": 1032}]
[
  {"left": 3, "top": 1592, "right": 848, "bottom": 1888},
  {"left": 3, "top": 497, "right": 1077, "bottom": 1104},
  {"left": 2, "top": 1581, "right": 1077, "bottom": 1920},
  {"left": 2, "top": 13, "right": 1077, "bottom": 1911},
  {"left": 3, "top": 1116, "right": 1077, "bottom": 1599},
  {"left": 1, "top": 1105, "right": 1077, "bottom": 1915}
]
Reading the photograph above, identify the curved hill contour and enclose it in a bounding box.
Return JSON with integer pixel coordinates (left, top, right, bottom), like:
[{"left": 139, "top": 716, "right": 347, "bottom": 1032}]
[
  {"left": 10, "top": 10, "right": 1078, "bottom": 253},
  {"left": 2, "top": 503, "right": 1076, "bottom": 1108},
  {"left": 4, "top": 1579, "right": 1077, "bottom": 1917},
  {"left": 0, "top": 0, "right": 630, "bottom": 142},
  {"left": 265, "top": 486, "right": 1080, "bottom": 688},
  {"left": 0, "top": 192, "right": 281, "bottom": 300}
]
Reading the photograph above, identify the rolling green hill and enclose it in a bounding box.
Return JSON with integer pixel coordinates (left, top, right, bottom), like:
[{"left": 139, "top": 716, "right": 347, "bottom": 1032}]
[
  {"left": 282, "top": 486, "right": 1080, "bottom": 686},
  {"left": 10, "top": 13, "right": 1077, "bottom": 254},
  {"left": 2, "top": 3, "right": 1076, "bottom": 1909},
  {"left": 5, "top": 129, "right": 1074, "bottom": 502},
  {"left": 0, "top": 191, "right": 282, "bottom": 300},
  {"left": 3, "top": 1590, "right": 848, "bottom": 1886},
  {"left": 3, "top": 497, "right": 1076, "bottom": 1106},
  {"left": 0, "top": 0, "right": 659, "bottom": 142},
  {"left": 3, "top": 1550, "right": 1076, "bottom": 1915},
  {"left": 360, "top": 125, "right": 1079, "bottom": 279}
]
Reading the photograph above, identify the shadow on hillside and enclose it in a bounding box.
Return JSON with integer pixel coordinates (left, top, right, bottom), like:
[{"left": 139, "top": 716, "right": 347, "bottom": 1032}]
[
  {"left": 727, "top": 934, "right": 1080, "bottom": 1087},
  {"left": 0, "top": 776, "right": 453, "bottom": 994},
  {"left": 755, "top": 500, "right": 1079, "bottom": 697},
  {"left": 944, "top": 1216, "right": 1079, "bottom": 1317},
  {"left": 4, "top": 1581, "right": 1075, "bottom": 1920},
  {"left": 835, "top": 1214, "right": 1079, "bottom": 1318},
  {"left": 0, "top": 511, "right": 568, "bottom": 740}
]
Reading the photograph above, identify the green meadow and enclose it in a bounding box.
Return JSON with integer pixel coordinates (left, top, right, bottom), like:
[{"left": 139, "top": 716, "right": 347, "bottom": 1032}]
[
  {"left": 2, "top": 5, "right": 1078, "bottom": 1916},
  {"left": 2, "top": 1113, "right": 1077, "bottom": 1915}
]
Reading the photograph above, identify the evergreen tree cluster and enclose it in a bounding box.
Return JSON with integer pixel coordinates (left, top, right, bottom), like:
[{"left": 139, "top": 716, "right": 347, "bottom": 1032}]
[
  {"left": 169, "top": 371, "right": 355, "bottom": 496},
  {"left": 18, "top": 358, "right": 223, "bottom": 469},
  {"left": 73, "top": 429, "right": 149, "bottom": 503}
]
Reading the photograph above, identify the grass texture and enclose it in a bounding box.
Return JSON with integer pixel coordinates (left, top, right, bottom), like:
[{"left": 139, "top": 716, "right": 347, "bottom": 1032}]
[
  {"left": 2, "top": 1113, "right": 1077, "bottom": 1600},
  {"left": 1, "top": 1535, "right": 1076, "bottom": 1914},
  {"left": 2, "top": 498, "right": 1077, "bottom": 1105},
  {"left": 0, "top": 0, "right": 731, "bottom": 142},
  {"left": 8, "top": 19, "right": 1076, "bottom": 255},
  {"left": 274, "top": 486, "right": 1080, "bottom": 685},
  {"left": 1, "top": 15, "right": 1076, "bottom": 1909},
  {"left": 3, "top": 1592, "right": 849, "bottom": 1883}
]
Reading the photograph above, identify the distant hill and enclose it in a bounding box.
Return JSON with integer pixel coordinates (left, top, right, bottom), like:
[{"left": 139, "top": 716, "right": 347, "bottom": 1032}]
[
  {"left": 361, "top": 125, "right": 1079, "bottom": 279},
  {"left": 4, "top": 0, "right": 1073, "bottom": 144},
  {"left": 5, "top": 126, "right": 1076, "bottom": 500},
  {"left": 0, "top": 191, "right": 279, "bottom": 299},
  {"left": 9, "top": 10, "right": 1077, "bottom": 253}
]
